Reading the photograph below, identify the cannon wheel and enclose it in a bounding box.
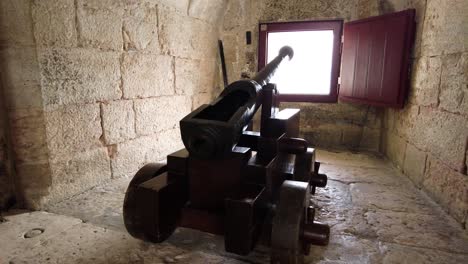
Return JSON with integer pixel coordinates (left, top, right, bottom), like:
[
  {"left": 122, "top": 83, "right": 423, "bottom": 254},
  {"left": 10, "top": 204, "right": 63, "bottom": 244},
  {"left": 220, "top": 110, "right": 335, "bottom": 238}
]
[
  {"left": 271, "top": 180, "right": 310, "bottom": 264},
  {"left": 123, "top": 163, "right": 170, "bottom": 242}
]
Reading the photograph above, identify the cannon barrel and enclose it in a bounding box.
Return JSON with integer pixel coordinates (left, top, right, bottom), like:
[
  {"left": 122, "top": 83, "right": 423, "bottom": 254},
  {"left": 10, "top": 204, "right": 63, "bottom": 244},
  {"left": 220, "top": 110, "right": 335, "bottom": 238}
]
[{"left": 180, "top": 46, "right": 294, "bottom": 159}]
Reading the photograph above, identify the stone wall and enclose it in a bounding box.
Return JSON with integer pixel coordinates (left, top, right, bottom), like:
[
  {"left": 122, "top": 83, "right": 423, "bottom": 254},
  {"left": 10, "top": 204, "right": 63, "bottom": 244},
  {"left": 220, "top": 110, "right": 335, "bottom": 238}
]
[
  {"left": 0, "top": 0, "right": 225, "bottom": 208},
  {"left": 221, "top": 0, "right": 383, "bottom": 152},
  {"left": 0, "top": 82, "right": 15, "bottom": 210},
  {"left": 364, "top": 0, "right": 468, "bottom": 228}
]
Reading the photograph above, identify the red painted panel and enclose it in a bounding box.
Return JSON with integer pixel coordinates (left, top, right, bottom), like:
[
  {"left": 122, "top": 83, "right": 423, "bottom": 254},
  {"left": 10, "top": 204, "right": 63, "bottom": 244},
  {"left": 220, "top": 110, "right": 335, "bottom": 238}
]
[{"left": 339, "top": 9, "right": 415, "bottom": 108}]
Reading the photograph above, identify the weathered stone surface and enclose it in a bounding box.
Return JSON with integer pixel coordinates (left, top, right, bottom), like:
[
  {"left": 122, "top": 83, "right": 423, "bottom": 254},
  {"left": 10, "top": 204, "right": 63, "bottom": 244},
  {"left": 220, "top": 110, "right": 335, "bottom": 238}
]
[
  {"left": 188, "top": 0, "right": 226, "bottom": 24},
  {"left": 258, "top": 0, "right": 357, "bottom": 21},
  {"left": 380, "top": 242, "right": 468, "bottom": 264},
  {"left": 8, "top": 108, "right": 49, "bottom": 164},
  {"left": 393, "top": 104, "right": 419, "bottom": 140},
  {"left": 46, "top": 177, "right": 130, "bottom": 231},
  {"left": 32, "top": 0, "right": 77, "bottom": 47},
  {"left": 439, "top": 52, "right": 467, "bottom": 115},
  {"left": 48, "top": 147, "right": 111, "bottom": 204},
  {"left": 403, "top": 143, "right": 427, "bottom": 187},
  {"left": 0, "top": 0, "right": 35, "bottom": 47},
  {"left": 0, "top": 97, "right": 14, "bottom": 210},
  {"left": 0, "top": 47, "right": 43, "bottom": 109},
  {"left": 409, "top": 107, "right": 467, "bottom": 172},
  {"left": 341, "top": 125, "right": 380, "bottom": 151},
  {"left": 44, "top": 104, "right": 103, "bottom": 161},
  {"left": 408, "top": 56, "right": 441, "bottom": 107},
  {"left": 320, "top": 163, "right": 411, "bottom": 187},
  {"left": 302, "top": 124, "right": 343, "bottom": 149},
  {"left": 192, "top": 93, "right": 212, "bottom": 110},
  {"left": 7, "top": 219, "right": 237, "bottom": 264},
  {"left": 364, "top": 210, "right": 468, "bottom": 254},
  {"left": 0, "top": 210, "right": 82, "bottom": 260},
  {"left": 222, "top": 0, "right": 249, "bottom": 31},
  {"left": 111, "top": 128, "right": 183, "bottom": 178},
  {"left": 121, "top": 52, "right": 174, "bottom": 98},
  {"left": 39, "top": 48, "right": 121, "bottom": 106},
  {"left": 350, "top": 183, "right": 434, "bottom": 214},
  {"left": 159, "top": 7, "right": 218, "bottom": 59},
  {"left": 316, "top": 149, "right": 386, "bottom": 168},
  {"left": 423, "top": 157, "right": 468, "bottom": 224},
  {"left": 77, "top": 3, "right": 124, "bottom": 51},
  {"left": 308, "top": 235, "right": 382, "bottom": 263},
  {"left": 101, "top": 101, "right": 136, "bottom": 144},
  {"left": 175, "top": 58, "right": 201, "bottom": 95},
  {"left": 175, "top": 58, "right": 217, "bottom": 96},
  {"left": 123, "top": 3, "right": 159, "bottom": 52},
  {"left": 4, "top": 149, "right": 468, "bottom": 264},
  {"left": 385, "top": 132, "right": 407, "bottom": 170},
  {"left": 421, "top": 0, "right": 467, "bottom": 56},
  {"left": 157, "top": 0, "right": 190, "bottom": 13},
  {"left": 15, "top": 162, "right": 52, "bottom": 208},
  {"left": 134, "top": 96, "right": 190, "bottom": 136}
]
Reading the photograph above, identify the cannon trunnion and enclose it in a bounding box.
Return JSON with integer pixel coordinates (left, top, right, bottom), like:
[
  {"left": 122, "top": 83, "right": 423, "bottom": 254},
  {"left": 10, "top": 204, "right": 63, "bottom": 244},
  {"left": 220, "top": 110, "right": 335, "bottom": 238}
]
[{"left": 123, "top": 46, "right": 330, "bottom": 264}]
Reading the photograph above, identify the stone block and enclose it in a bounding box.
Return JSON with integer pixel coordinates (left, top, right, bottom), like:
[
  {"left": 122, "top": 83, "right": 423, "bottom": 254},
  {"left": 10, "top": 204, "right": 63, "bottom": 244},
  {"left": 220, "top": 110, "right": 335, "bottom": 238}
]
[
  {"left": 384, "top": 108, "right": 396, "bottom": 131},
  {"left": 174, "top": 58, "right": 217, "bottom": 96},
  {"left": 192, "top": 93, "right": 212, "bottom": 109},
  {"left": 408, "top": 56, "right": 441, "bottom": 107},
  {"left": 188, "top": 0, "right": 226, "bottom": 24},
  {"left": 15, "top": 162, "right": 52, "bottom": 208},
  {"left": 123, "top": 3, "right": 159, "bottom": 52},
  {"left": 394, "top": 104, "right": 419, "bottom": 140},
  {"left": 134, "top": 96, "right": 191, "bottom": 136},
  {"left": 111, "top": 128, "right": 183, "bottom": 178},
  {"left": 159, "top": 6, "right": 217, "bottom": 59},
  {"left": 8, "top": 109, "right": 49, "bottom": 164},
  {"left": 421, "top": 0, "right": 467, "bottom": 56},
  {"left": 409, "top": 107, "right": 467, "bottom": 172},
  {"left": 384, "top": 132, "right": 407, "bottom": 170},
  {"left": 32, "top": 0, "right": 77, "bottom": 47},
  {"left": 175, "top": 58, "right": 201, "bottom": 95},
  {"left": 121, "top": 52, "right": 174, "bottom": 98},
  {"left": 403, "top": 143, "right": 427, "bottom": 187},
  {"left": 0, "top": 47, "right": 43, "bottom": 109},
  {"left": 44, "top": 104, "right": 103, "bottom": 161},
  {"left": 101, "top": 101, "right": 136, "bottom": 144},
  {"left": 364, "top": 210, "right": 468, "bottom": 254},
  {"left": 77, "top": 3, "right": 124, "bottom": 51},
  {"left": 39, "top": 48, "right": 121, "bottom": 106},
  {"left": 0, "top": 0, "right": 35, "bottom": 47},
  {"left": 340, "top": 125, "right": 361, "bottom": 148},
  {"left": 223, "top": 0, "right": 249, "bottom": 30},
  {"left": 361, "top": 127, "right": 381, "bottom": 151},
  {"left": 48, "top": 148, "right": 112, "bottom": 204},
  {"left": 293, "top": 102, "right": 380, "bottom": 129},
  {"left": 350, "top": 182, "right": 434, "bottom": 214},
  {"left": 423, "top": 157, "right": 468, "bottom": 225},
  {"left": 301, "top": 124, "right": 343, "bottom": 149},
  {"left": 157, "top": 0, "right": 189, "bottom": 13},
  {"left": 0, "top": 211, "right": 83, "bottom": 259},
  {"left": 439, "top": 53, "right": 467, "bottom": 115}
]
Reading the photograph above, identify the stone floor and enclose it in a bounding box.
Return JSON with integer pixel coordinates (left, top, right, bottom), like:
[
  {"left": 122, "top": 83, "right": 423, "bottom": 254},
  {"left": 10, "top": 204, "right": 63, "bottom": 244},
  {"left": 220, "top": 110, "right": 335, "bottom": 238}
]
[{"left": 1, "top": 150, "right": 468, "bottom": 263}]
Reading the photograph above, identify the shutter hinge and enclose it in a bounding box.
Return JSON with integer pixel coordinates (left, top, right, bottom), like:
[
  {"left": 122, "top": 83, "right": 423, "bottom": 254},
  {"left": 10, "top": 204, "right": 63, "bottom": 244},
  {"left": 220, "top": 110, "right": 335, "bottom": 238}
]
[{"left": 338, "top": 76, "right": 341, "bottom": 85}]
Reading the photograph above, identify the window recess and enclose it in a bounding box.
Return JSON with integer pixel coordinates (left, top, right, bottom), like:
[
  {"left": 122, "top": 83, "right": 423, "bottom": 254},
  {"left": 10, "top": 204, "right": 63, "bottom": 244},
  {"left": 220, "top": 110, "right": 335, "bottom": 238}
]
[{"left": 258, "top": 9, "right": 416, "bottom": 108}]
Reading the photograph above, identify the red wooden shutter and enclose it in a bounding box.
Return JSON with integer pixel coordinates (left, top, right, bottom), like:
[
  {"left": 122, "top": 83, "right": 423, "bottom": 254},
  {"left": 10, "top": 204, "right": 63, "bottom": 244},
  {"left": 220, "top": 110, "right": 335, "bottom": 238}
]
[{"left": 339, "top": 9, "right": 415, "bottom": 108}]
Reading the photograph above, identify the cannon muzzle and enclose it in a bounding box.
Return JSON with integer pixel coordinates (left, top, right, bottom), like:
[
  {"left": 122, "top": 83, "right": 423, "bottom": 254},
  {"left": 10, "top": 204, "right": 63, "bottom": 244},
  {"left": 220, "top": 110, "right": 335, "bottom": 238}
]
[{"left": 180, "top": 46, "right": 293, "bottom": 159}]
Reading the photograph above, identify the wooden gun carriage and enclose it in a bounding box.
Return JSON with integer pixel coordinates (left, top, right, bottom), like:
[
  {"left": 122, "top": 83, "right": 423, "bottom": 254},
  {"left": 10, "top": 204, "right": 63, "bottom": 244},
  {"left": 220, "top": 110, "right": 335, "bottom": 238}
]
[{"left": 123, "top": 46, "right": 330, "bottom": 264}]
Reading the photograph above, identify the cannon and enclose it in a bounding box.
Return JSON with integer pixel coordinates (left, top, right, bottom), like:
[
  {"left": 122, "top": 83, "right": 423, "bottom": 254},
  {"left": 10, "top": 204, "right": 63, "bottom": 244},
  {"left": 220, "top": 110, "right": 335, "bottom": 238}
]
[{"left": 123, "top": 46, "right": 330, "bottom": 263}]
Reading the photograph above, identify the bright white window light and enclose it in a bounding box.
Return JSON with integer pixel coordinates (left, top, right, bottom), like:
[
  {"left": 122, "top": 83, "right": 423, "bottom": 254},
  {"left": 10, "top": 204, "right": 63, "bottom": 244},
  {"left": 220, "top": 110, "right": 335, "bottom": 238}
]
[{"left": 267, "top": 30, "right": 334, "bottom": 95}]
